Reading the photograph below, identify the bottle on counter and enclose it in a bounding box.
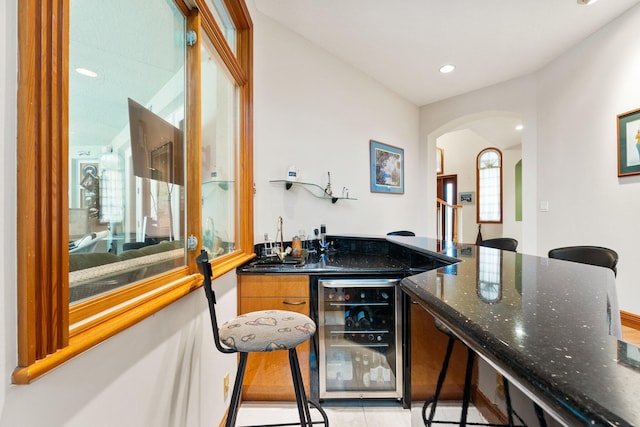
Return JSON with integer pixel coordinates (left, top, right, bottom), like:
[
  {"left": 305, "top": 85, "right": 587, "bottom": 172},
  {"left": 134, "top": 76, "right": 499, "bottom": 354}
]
[
  {"left": 319, "top": 224, "right": 327, "bottom": 252},
  {"left": 291, "top": 236, "right": 302, "bottom": 255}
]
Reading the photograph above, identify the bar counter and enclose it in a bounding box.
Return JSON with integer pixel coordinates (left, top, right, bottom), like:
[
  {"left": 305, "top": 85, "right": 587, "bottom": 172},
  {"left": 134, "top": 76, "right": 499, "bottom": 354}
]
[{"left": 389, "top": 236, "right": 640, "bottom": 427}]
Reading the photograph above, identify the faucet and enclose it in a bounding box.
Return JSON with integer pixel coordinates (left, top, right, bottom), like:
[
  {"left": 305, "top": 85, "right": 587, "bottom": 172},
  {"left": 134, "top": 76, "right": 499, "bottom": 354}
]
[
  {"left": 276, "top": 216, "right": 291, "bottom": 260},
  {"left": 277, "top": 216, "right": 284, "bottom": 250}
]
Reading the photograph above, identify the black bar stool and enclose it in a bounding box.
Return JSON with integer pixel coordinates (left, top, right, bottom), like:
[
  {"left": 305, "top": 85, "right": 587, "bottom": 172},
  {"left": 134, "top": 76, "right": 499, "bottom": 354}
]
[
  {"left": 422, "top": 238, "right": 532, "bottom": 427},
  {"left": 197, "top": 251, "right": 329, "bottom": 427},
  {"left": 548, "top": 245, "right": 618, "bottom": 277},
  {"left": 421, "top": 320, "right": 528, "bottom": 427}
]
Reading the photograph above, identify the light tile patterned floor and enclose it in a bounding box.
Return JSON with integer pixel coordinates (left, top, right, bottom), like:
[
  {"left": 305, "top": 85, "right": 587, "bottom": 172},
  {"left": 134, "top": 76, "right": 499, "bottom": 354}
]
[{"left": 235, "top": 400, "right": 487, "bottom": 427}]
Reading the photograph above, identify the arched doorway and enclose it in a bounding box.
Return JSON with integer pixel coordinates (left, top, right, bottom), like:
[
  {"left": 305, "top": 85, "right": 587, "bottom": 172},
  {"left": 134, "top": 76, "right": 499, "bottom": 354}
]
[{"left": 432, "top": 112, "right": 523, "bottom": 244}]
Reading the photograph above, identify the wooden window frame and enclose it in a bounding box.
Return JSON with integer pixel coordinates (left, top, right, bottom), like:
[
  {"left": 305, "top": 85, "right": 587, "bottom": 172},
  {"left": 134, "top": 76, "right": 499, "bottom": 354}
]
[
  {"left": 14, "top": 0, "right": 254, "bottom": 384},
  {"left": 476, "top": 147, "right": 503, "bottom": 224}
]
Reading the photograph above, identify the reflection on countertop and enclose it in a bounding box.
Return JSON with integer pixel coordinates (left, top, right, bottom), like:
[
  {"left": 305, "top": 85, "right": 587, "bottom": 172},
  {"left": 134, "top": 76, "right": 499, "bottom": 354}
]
[{"left": 392, "top": 235, "right": 640, "bottom": 427}]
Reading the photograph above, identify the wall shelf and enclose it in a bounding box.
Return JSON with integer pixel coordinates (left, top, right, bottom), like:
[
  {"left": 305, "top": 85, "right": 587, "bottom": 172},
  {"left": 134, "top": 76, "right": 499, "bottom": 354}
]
[{"left": 269, "top": 180, "right": 356, "bottom": 204}]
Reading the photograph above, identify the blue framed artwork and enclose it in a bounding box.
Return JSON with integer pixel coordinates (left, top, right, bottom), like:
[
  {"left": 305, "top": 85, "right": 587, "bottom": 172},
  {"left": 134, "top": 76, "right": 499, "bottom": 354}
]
[{"left": 370, "top": 140, "right": 404, "bottom": 194}]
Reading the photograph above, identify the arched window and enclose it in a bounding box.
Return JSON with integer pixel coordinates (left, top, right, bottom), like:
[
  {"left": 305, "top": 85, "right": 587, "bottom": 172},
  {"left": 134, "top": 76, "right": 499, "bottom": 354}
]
[{"left": 476, "top": 148, "right": 502, "bottom": 223}]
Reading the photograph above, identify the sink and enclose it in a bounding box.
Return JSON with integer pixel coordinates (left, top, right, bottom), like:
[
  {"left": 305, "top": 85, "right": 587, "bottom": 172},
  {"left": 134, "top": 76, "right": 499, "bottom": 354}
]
[{"left": 250, "top": 256, "right": 305, "bottom": 267}]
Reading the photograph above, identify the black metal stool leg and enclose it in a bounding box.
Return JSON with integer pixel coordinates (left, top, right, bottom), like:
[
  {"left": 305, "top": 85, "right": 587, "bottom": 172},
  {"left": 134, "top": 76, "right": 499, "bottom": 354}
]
[
  {"left": 502, "top": 377, "right": 515, "bottom": 427},
  {"left": 227, "top": 352, "right": 249, "bottom": 427},
  {"left": 419, "top": 329, "right": 530, "bottom": 427},
  {"left": 289, "top": 348, "right": 313, "bottom": 426},
  {"left": 534, "top": 403, "right": 548, "bottom": 427},
  {"left": 459, "top": 348, "right": 475, "bottom": 427},
  {"left": 423, "top": 335, "right": 456, "bottom": 426}
]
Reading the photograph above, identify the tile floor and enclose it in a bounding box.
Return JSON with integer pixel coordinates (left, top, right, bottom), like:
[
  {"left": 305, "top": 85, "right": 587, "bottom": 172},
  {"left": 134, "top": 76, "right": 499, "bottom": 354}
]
[{"left": 235, "top": 400, "right": 487, "bottom": 427}]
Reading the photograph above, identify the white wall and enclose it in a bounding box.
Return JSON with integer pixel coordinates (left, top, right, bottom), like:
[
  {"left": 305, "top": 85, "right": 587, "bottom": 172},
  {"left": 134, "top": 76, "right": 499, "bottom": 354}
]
[
  {"left": 1, "top": 274, "right": 238, "bottom": 427},
  {"left": 535, "top": 3, "right": 640, "bottom": 314},
  {"left": 253, "top": 10, "right": 422, "bottom": 241}
]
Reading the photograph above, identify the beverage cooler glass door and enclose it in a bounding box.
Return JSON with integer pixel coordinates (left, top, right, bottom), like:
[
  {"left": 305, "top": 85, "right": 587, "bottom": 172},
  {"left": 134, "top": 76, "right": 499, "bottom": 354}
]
[{"left": 318, "top": 278, "right": 402, "bottom": 399}]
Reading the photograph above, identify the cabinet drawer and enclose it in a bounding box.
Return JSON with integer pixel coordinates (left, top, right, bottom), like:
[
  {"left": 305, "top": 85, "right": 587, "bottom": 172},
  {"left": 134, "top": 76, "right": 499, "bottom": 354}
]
[
  {"left": 240, "top": 296, "right": 310, "bottom": 316},
  {"left": 239, "top": 275, "right": 309, "bottom": 297}
]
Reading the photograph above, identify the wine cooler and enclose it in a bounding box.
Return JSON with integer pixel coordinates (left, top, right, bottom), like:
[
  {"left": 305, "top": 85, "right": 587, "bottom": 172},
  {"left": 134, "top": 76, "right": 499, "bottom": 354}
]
[{"left": 318, "top": 278, "right": 402, "bottom": 399}]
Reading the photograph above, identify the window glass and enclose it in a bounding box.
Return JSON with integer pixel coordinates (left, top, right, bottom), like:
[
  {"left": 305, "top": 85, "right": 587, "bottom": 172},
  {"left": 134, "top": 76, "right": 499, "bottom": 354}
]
[
  {"left": 68, "top": 0, "right": 186, "bottom": 304},
  {"left": 205, "top": 0, "right": 237, "bottom": 54},
  {"left": 477, "top": 148, "right": 502, "bottom": 223},
  {"left": 201, "top": 31, "right": 239, "bottom": 258}
]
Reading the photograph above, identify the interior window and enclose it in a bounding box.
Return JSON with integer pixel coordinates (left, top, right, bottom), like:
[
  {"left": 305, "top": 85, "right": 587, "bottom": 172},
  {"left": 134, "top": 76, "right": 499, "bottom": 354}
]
[
  {"left": 16, "top": 0, "right": 253, "bottom": 383},
  {"left": 201, "top": 32, "right": 239, "bottom": 259},
  {"left": 477, "top": 148, "right": 502, "bottom": 223},
  {"left": 205, "top": 0, "right": 237, "bottom": 54},
  {"left": 68, "top": 0, "right": 186, "bottom": 304}
]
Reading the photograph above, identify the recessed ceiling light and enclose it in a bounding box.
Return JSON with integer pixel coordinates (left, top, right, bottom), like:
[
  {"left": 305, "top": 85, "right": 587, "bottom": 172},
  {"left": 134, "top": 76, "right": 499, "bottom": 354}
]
[
  {"left": 577, "top": 0, "right": 599, "bottom": 4},
  {"left": 515, "top": 124, "right": 523, "bottom": 131},
  {"left": 439, "top": 64, "right": 455, "bottom": 74},
  {"left": 75, "top": 67, "right": 97, "bottom": 78}
]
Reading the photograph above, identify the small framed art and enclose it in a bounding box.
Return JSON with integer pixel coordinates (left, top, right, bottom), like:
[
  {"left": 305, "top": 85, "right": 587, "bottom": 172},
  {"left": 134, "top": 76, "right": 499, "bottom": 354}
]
[
  {"left": 459, "top": 192, "right": 475, "bottom": 205},
  {"left": 370, "top": 140, "right": 404, "bottom": 194}
]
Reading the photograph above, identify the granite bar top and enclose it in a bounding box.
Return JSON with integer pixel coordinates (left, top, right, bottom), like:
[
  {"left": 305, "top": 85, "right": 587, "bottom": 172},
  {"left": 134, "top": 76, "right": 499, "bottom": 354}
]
[
  {"left": 237, "top": 235, "right": 448, "bottom": 275},
  {"left": 390, "top": 236, "right": 640, "bottom": 426}
]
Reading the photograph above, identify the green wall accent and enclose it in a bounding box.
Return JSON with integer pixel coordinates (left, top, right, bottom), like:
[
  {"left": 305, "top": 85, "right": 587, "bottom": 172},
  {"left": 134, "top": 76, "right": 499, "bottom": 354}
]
[{"left": 515, "top": 160, "right": 522, "bottom": 222}]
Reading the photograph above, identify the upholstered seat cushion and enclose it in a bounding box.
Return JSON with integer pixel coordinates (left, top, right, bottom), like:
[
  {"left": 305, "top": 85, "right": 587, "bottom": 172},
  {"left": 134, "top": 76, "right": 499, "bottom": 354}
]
[{"left": 219, "top": 310, "right": 316, "bottom": 353}]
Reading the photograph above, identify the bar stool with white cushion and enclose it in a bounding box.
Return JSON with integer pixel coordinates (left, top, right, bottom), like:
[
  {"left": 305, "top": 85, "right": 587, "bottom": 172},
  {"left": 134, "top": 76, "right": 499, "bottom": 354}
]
[{"left": 197, "top": 251, "right": 328, "bottom": 427}]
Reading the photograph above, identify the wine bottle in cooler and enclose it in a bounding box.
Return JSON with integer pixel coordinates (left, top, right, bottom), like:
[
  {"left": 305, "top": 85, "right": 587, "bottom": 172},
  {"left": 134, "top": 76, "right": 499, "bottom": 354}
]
[
  {"left": 355, "top": 306, "right": 373, "bottom": 330},
  {"left": 344, "top": 309, "right": 355, "bottom": 330}
]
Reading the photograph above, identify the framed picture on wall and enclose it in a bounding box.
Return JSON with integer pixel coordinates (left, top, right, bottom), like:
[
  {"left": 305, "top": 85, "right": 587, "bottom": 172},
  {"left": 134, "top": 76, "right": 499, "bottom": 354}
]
[
  {"left": 617, "top": 107, "right": 640, "bottom": 177},
  {"left": 370, "top": 140, "right": 404, "bottom": 194},
  {"left": 459, "top": 191, "right": 475, "bottom": 205}
]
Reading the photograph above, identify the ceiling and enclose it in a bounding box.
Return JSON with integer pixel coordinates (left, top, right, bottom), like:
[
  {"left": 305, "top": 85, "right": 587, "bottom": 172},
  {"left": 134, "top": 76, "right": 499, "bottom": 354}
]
[
  {"left": 253, "top": 0, "right": 640, "bottom": 107},
  {"left": 69, "top": 0, "right": 640, "bottom": 154}
]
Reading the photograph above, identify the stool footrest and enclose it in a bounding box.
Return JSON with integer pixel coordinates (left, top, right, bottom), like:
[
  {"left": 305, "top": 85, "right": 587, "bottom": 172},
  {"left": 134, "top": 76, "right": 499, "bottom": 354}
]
[{"left": 237, "top": 400, "right": 329, "bottom": 427}]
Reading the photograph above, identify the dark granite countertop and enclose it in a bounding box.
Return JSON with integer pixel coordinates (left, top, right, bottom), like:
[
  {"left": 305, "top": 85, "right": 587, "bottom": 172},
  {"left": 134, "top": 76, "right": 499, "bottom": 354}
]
[
  {"left": 237, "top": 235, "right": 449, "bottom": 275},
  {"left": 391, "top": 236, "right": 640, "bottom": 427},
  {"left": 238, "top": 252, "right": 409, "bottom": 274}
]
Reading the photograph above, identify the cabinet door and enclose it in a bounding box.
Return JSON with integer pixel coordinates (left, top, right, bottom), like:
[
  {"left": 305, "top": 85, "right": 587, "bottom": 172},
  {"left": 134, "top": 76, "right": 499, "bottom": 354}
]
[
  {"left": 238, "top": 275, "right": 310, "bottom": 401},
  {"left": 410, "top": 301, "right": 472, "bottom": 400}
]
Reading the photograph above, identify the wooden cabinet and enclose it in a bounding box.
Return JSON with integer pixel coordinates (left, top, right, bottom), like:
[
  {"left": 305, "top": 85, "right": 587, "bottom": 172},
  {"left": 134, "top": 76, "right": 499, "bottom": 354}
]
[
  {"left": 410, "top": 300, "right": 473, "bottom": 400},
  {"left": 238, "top": 274, "right": 311, "bottom": 401}
]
